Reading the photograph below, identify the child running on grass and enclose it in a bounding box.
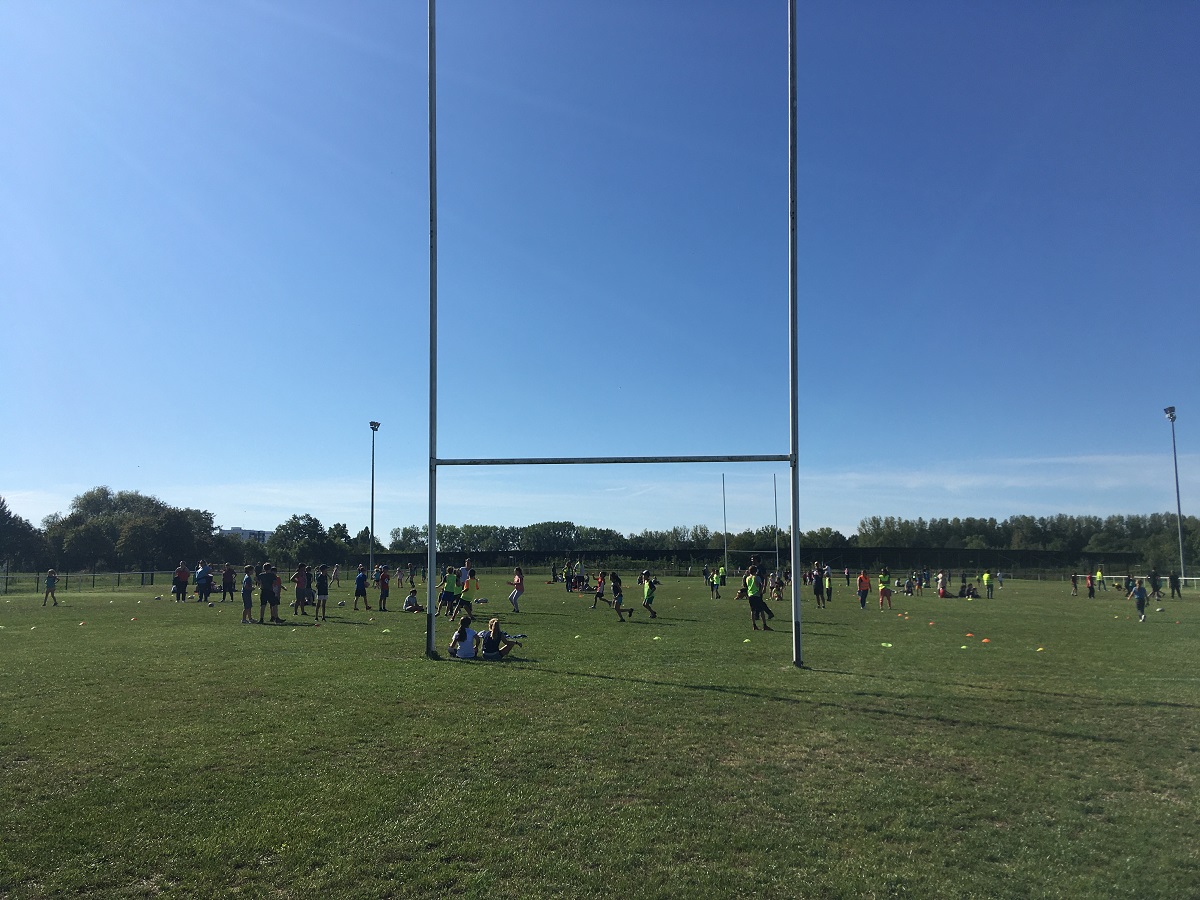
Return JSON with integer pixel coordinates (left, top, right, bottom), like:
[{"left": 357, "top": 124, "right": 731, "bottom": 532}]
[
  {"left": 437, "top": 565, "right": 459, "bottom": 617},
  {"left": 43, "top": 569, "right": 59, "bottom": 606},
  {"left": 590, "top": 571, "right": 608, "bottom": 609},
  {"left": 507, "top": 566, "right": 524, "bottom": 613},
  {"left": 452, "top": 568, "right": 478, "bottom": 619},
  {"left": 611, "top": 571, "right": 632, "bottom": 621},
  {"left": 638, "top": 570, "right": 659, "bottom": 619}
]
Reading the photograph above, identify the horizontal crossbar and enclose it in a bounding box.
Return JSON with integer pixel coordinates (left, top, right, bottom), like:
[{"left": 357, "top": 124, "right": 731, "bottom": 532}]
[{"left": 436, "top": 454, "right": 791, "bottom": 466}]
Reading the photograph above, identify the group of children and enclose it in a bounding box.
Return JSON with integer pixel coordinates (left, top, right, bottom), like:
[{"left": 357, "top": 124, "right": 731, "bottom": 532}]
[
  {"left": 431, "top": 562, "right": 520, "bottom": 620},
  {"left": 232, "top": 561, "right": 332, "bottom": 624},
  {"left": 352, "top": 563, "right": 428, "bottom": 613},
  {"left": 582, "top": 569, "right": 659, "bottom": 621}
]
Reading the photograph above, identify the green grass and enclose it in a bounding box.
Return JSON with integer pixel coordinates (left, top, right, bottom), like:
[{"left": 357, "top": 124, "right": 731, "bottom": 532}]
[{"left": 1, "top": 575, "right": 1196, "bottom": 898}]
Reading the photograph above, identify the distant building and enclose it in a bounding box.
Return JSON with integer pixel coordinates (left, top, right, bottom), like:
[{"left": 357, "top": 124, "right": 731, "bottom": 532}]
[{"left": 219, "top": 527, "right": 273, "bottom": 544}]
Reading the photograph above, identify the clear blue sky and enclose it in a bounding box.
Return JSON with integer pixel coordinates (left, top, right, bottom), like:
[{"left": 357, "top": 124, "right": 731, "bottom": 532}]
[{"left": 2, "top": 1, "right": 1197, "bottom": 539}]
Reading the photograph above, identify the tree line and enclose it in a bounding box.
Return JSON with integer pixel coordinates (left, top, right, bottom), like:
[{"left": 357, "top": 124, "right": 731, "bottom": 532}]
[
  {"left": 855, "top": 514, "right": 1198, "bottom": 571},
  {"left": 1, "top": 487, "right": 1195, "bottom": 571}
]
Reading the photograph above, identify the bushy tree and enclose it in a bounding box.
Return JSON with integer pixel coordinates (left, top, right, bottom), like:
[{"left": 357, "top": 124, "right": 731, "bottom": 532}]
[
  {"left": 267, "top": 515, "right": 337, "bottom": 566},
  {"left": 389, "top": 525, "right": 428, "bottom": 552},
  {"left": 0, "top": 496, "right": 46, "bottom": 569},
  {"left": 519, "top": 522, "right": 579, "bottom": 551},
  {"left": 351, "top": 527, "right": 385, "bottom": 556}
]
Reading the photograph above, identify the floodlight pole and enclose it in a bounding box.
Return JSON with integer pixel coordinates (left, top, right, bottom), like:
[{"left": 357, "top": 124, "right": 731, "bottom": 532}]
[
  {"left": 427, "top": 0, "right": 439, "bottom": 657},
  {"left": 369, "top": 421, "right": 380, "bottom": 575},
  {"left": 788, "top": 0, "right": 803, "bottom": 667},
  {"left": 1166, "top": 407, "right": 1185, "bottom": 579}
]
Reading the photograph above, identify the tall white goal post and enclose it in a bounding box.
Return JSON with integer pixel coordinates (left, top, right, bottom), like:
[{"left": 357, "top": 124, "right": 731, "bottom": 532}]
[{"left": 424, "top": 0, "right": 805, "bottom": 666}]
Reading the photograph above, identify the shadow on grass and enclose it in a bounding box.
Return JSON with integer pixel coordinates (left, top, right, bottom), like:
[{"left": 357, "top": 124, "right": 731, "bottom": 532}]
[
  {"left": 534, "top": 665, "right": 1132, "bottom": 745},
  {"left": 808, "top": 666, "right": 1200, "bottom": 712}
]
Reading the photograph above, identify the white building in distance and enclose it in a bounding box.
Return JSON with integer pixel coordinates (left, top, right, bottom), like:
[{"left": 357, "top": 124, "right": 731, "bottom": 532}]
[{"left": 219, "top": 527, "right": 273, "bottom": 544}]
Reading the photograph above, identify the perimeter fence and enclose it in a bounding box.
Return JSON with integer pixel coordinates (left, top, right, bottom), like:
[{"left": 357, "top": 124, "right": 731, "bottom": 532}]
[{"left": 3, "top": 545, "right": 1170, "bottom": 595}]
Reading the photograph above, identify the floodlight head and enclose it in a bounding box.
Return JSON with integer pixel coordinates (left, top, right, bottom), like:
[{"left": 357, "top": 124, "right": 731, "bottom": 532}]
[
  {"left": 369, "top": 421, "right": 381, "bottom": 431},
  {"left": 1165, "top": 407, "right": 1176, "bottom": 422}
]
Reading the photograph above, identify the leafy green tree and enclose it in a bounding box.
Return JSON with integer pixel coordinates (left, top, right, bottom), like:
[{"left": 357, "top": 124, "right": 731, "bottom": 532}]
[
  {"left": 389, "top": 525, "right": 428, "bottom": 553},
  {"left": 576, "top": 526, "right": 626, "bottom": 551},
  {"left": 518, "top": 521, "right": 579, "bottom": 551},
  {"left": 0, "top": 496, "right": 46, "bottom": 569},
  {"left": 267, "top": 515, "right": 336, "bottom": 566},
  {"left": 434, "top": 524, "right": 464, "bottom": 554},
  {"left": 62, "top": 519, "right": 117, "bottom": 569},
  {"left": 116, "top": 517, "right": 162, "bottom": 570},
  {"left": 351, "top": 527, "right": 385, "bottom": 556},
  {"left": 800, "top": 527, "right": 848, "bottom": 548}
]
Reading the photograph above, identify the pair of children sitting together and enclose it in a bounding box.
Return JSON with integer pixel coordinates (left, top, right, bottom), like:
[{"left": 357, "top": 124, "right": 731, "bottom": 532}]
[{"left": 448, "top": 615, "right": 523, "bottom": 661}]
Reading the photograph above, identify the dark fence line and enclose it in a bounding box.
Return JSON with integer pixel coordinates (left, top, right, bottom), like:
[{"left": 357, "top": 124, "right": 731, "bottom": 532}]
[
  {"left": 2, "top": 546, "right": 1142, "bottom": 594},
  {"left": 372, "top": 547, "right": 1142, "bottom": 576},
  {"left": 1, "top": 570, "right": 160, "bottom": 593}
]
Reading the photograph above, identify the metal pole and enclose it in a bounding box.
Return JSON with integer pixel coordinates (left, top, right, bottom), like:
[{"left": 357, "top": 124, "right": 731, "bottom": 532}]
[
  {"left": 426, "top": 0, "right": 439, "bottom": 656},
  {"left": 722, "top": 473, "right": 729, "bottom": 581},
  {"left": 773, "top": 473, "right": 780, "bottom": 574},
  {"left": 369, "top": 421, "right": 380, "bottom": 575},
  {"left": 788, "top": 0, "right": 803, "bottom": 667},
  {"left": 1166, "top": 407, "right": 1185, "bottom": 579}
]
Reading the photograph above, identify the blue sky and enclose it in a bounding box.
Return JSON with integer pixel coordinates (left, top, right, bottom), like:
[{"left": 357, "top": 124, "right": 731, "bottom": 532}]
[{"left": 1, "top": 1, "right": 1197, "bottom": 540}]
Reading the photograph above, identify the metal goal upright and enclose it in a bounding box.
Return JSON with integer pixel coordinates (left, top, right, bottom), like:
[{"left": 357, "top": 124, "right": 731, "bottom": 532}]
[{"left": 424, "top": 0, "right": 804, "bottom": 666}]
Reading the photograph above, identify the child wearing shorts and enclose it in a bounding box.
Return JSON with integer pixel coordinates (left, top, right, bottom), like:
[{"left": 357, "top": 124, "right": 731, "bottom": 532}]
[
  {"left": 354, "top": 564, "right": 371, "bottom": 611},
  {"left": 241, "top": 565, "right": 255, "bottom": 623},
  {"left": 611, "top": 572, "right": 632, "bottom": 622},
  {"left": 43, "top": 569, "right": 59, "bottom": 606},
  {"left": 506, "top": 567, "right": 524, "bottom": 614},
  {"left": 638, "top": 570, "right": 659, "bottom": 619},
  {"left": 590, "top": 571, "right": 607, "bottom": 609},
  {"left": 314, "top": 564, "right": 329, "bottom": 620}
]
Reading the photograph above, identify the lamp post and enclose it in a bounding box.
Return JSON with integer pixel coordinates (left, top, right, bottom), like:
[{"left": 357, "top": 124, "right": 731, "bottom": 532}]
[
  {"left": 369, "top": 421, "right": 381, "bottom": 575},
  {"left": 1165, "top": 408, "right": 1185, "bottom": 579}
]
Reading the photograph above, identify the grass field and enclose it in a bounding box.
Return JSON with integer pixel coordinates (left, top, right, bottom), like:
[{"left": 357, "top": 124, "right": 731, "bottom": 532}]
[{"left": 1, "top": 573, "right": 1197, "bottom": 898}]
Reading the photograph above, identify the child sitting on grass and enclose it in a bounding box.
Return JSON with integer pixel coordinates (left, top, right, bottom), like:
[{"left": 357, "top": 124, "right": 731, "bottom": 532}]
[{"left": 480, "top": 618, "right": 523, "bottom": 660}]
